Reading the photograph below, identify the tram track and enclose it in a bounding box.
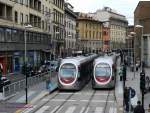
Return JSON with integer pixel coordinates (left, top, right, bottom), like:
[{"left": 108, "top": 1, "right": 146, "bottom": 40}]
[
  {"left": 80, "top": 90, "right": 96, "bottom": 113},
  {"left": 29, "top": 81, "right": 91, "bottom": 113},
  {"left": 103, "top": 89, "right": 117, "bottom": 113}
]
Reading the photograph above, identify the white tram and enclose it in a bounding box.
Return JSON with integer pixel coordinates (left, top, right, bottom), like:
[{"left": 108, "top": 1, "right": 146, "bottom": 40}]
[
  {"left": 92, "top": 54, "right": 117, "bottom": 89},
  {"left": 58, "top": 54, "right": 97, "bottom": 90}
]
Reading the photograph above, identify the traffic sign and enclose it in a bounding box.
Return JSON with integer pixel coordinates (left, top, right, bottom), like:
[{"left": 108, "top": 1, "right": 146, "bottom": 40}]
[{"left": 129, "top": 87, "right": 136, "bottom": 98}]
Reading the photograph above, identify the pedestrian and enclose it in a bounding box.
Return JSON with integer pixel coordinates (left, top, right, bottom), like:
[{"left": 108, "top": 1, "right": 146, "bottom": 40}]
[
  {"left": 0, "top": 63, "right": 3, "bottom": 80},
  {"left": 133, "top": 101, "right": 145, "bottom": 113},
  {"left": 124, "top": 87, "right": 129, "bottom": 112}
]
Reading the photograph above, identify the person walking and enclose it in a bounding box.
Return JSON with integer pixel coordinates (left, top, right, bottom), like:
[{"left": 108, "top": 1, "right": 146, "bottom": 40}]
[
  {"left": 124, "top": 87, "right": 130, "bottom": 112},
  {"left": 133, "top": 101, "right": 145, "bottom": 113},
  {"left": 0, "top": 63, "right": 3, "bottom": 80}
]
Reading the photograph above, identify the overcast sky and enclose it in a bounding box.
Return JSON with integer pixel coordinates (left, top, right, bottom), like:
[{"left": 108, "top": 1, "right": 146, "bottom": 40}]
[{"left": 67, "top": 0, "right": 148, "bottom": 25}]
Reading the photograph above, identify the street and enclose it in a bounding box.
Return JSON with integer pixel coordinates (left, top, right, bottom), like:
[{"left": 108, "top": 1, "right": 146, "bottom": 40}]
[{"left": 21, "top": 81, "right": 117, "bottom": 113}]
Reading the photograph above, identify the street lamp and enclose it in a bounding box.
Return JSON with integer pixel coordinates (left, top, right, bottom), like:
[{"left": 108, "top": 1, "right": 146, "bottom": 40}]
[
  {"left": 130, "top": 32, "right": 136, "bottom": 79},
  {"left": 24, "top": 24, "right": 32, "bottom": 104},
  {"left": 135, "top": 24, "right": 144, "bottom": 70},
  {"left": 127, "top": 35, "right": 132, "bottom": 65},
  {"left": 68, "top": 35, "right": 72, "bottom": 56}
]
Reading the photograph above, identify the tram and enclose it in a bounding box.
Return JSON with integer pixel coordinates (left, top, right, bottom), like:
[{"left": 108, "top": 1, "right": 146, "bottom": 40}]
[
  {"left": 58, "top": 54, "right": 97, "bottom": 90},
  {"left": 92, "top": 54, "right": 117, "bottom": 89}
]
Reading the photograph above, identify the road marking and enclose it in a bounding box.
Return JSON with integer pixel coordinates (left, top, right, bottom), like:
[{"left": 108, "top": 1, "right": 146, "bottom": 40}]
[
  {"left": 35, "top": 106, "right": 50, "bottom": 113},
  {"left": 42, "top": 98, "right": 49, "bottom": 101},
  {"left": 50, "top": 99, "right": 114, "bottom": 103},
  {"left": 65, "top": 106, "right": 76, "bottom": 113},
  {"left": 79, "top": 107, "right": 85, "bottom": 113},
  {"left": 50, "top": 106, "right": 60, "bottom": 113},
  {"left": 22, "top": 105, "right": 37, "bottom": 113},
  {"left": 95, "top": 107, "right": 103, "bottom": 113},
  {"left": 59, "top": 92, "right": 73, "bottom": 95},
  {"left": 80, "top": 100, "right": 114, "bottom": 103},
  {"left": 91, "top": 100, "right": 114, "bottom": 103},
  {"left": 31, "top": 91, "right": 48, "bottom": 104},
  {"left": 16, "top": 91, "right": 35, "bottom": 103},
  {"left": 84, "top": 107, "right": 90, "bottom": 113},
  {"left": 51, "top": 99, "right": 76, "bottom": 102},
  {"left": 109, "top": 107, "right": 117, "bottom": 113},
  {"left": 59, "top": 92, "right": 113, "bottom": 96}
]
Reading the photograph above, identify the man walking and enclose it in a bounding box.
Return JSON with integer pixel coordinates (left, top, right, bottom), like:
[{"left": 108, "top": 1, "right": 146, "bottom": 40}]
[
  {"left": 0, "top": 63, "right": 3, "bottom": 80},
  {"left": 133, "top": 101, "right": 145, "bottom": 113}
]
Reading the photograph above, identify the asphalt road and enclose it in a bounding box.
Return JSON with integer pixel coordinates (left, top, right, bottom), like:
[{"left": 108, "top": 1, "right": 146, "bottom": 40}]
[{"left": 22, "top": 81, "right": 117, "bottom": 113}]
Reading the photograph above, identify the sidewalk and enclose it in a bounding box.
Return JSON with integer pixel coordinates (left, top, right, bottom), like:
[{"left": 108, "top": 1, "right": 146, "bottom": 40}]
[
  {"left": 125, "top": 67, "right": 150, "bottom": 113},
  {"left": 0, "top": 71, "right": 58, "bottom": 113}
]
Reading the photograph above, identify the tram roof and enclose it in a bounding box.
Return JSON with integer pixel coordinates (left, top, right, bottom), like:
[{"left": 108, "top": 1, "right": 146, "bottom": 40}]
[
  {"left": 61, "top": 54, "right": 97, "bottom": 66},
  {"left": 94, "top": 55, "right": 116, "bottom": 65}
]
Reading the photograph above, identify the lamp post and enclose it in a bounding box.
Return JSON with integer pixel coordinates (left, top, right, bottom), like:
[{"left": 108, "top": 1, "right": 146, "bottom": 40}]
[
  {"left": 130, "top": 32, "right": 136, "bottom": 79},
  {"left": 135, "top": 25, "right": 144, "bottom": 70},
  {"left": 68, "top": 34, "right": 72, "bottom": 56},
  {"left": 55, "top": 31, "right": 59, "bottom": 58},
  {"left": 24, "top": 24, "right": 32, "bottom": 104},
  {"left": 127, "top": 35, "right": 131, "bottom": 65}
]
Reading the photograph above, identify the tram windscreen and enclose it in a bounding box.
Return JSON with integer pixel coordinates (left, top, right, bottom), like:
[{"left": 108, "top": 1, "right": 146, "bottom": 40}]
[
  {"left": 60, "top": 64, "right": 76, "bottom": 78},
  {"left": 95, "top": 63, "right": 111, "bottom": 76}
]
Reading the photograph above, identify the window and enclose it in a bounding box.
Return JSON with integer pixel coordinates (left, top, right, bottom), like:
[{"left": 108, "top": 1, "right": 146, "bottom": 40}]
[
  {"left": 15, "top": 11, "right": 18, "bottom": 23},
  {"left": 42, "top": 5, "right": 44, "bottom": 14},
  {"left": 12, "top": 29, "right": 18, "bottom": 42},
  {"left": 26, "top": 15, "right": 28, "bottom": 23},
  {"left": 20, "top": 0, "right": 23, "bottom": 4},
  {"left": 6, "top": 29, "right": 12, "bottom": 42},
  {"left": 25, "top": 0, "right": 28, "bottom": 6},
  {"left": 20, "top": 13, "right": 23, "bottom": 24},
  {"left": 0, "top": 28, "right": 5, "bottom": 42}
]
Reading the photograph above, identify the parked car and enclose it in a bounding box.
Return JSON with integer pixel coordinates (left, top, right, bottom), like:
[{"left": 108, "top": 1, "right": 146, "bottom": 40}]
[{"left": 38, "top": 65, "right": 48, "bottom": 74}]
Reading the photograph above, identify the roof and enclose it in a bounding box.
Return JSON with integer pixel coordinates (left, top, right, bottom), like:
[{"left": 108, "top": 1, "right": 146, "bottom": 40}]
[
  {"left": 60, "top": 54, "right": 97, "bottom": 66},
  {"left": 134, "top": 1, "right": 150, "bottom": 14},
  {"left": 94, "top": 55, "right": 116, "bottom": 66}
]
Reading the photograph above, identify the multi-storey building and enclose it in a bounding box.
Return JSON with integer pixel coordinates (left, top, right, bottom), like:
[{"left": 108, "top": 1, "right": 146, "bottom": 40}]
[
  {"left": 64, "top": 2, "right": 77, "bottom": 56},
  {"left": 52, "top": 0, "right": 65, "bottom": 58},
  {"left": 134, "top": 1, "right": 150, "bottom": 66},
  {"left": 0, "top": 0, "right": 58, "bottom": 75},
  {"left": 102, "top": 22, "right": 110, "bottom": 51},
  {"left": 89, "top": 7, "right": 128, "bottom": 49},
  {"left": 126, "top": 25, "right": 134, "bottom": 64},
  {"left": 76, "top": 13, "right": 103, "bottom": 53}
]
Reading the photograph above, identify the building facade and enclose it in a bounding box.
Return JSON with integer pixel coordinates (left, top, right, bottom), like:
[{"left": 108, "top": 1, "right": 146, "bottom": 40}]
[
  {"left": 134, "top": 1, "right": 150, "bottom": 66},
  {"left": 126, "top": 25, "right": 134, "bottom": 64},
  {"left": 76, "top": 13, "right": 103, "bottom": 53},
  {"left": 64, "top": 2, "right": 77, "bottom": 56},
  {"left": 89, "top": 7, "right": 128, "bottom": 50},
  {"left": 102, "top": 22, "right": 110, "bottom": 51},
  {"left": 52, "top": 0, "right": 65, "bottom": 58},
  {"left": 0, "top": 0, "right": 56, "bottom": 75}
]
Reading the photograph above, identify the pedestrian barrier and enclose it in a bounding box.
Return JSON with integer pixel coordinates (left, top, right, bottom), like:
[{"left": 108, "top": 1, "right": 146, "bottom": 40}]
[{"left": 1, "top": 73, "right": 48, "bottom": 100}]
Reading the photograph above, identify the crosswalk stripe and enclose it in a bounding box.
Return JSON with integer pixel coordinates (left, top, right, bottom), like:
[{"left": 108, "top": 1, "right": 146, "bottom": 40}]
[
  {"left": 50, "top": 106, "right": 63, "bottom": 113},
  {"left": 65, "top": 106, "right": 76, "bottom": 113},
  {"left": 23, "top": 105, "right": 37, "bottom": 113},
  {"left": 50, "top": 106, "right": 60, "bottom": 113},
  {"left": 95, "top": 107, "right": 103, "bottom": 113},
  {"left": 109, "top": 107, "right": 117, "bottom": 113},
  {"left": 79, "top": 107, "right": 85, "bottom": 113},
  {"left": 35, "top": 106, "right": 50, "bottom": 113},
  {"left": 84, "top": 107, "right": 90, "bottom": 113}
]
